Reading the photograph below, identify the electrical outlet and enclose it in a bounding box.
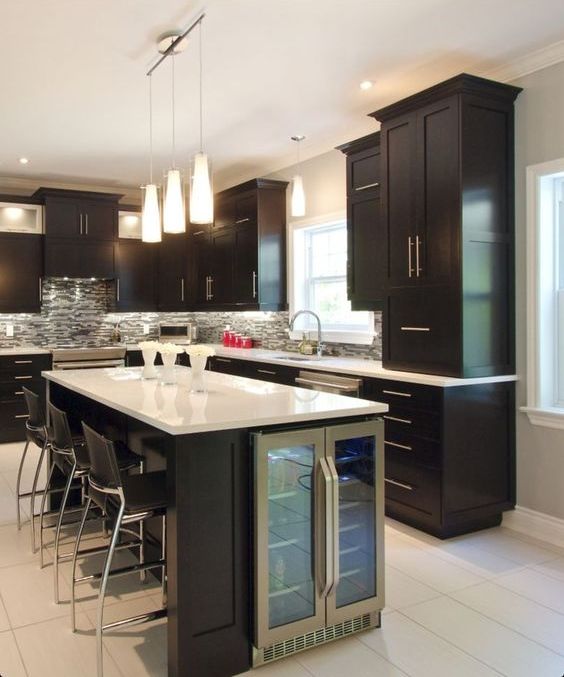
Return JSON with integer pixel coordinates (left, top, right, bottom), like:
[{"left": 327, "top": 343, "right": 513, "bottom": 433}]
[
  {"left": 143, "top": 323, "right": 150, "bottom": 335},
  {"left": 6, "top": 323, "right": 14, "bottom": 338}
]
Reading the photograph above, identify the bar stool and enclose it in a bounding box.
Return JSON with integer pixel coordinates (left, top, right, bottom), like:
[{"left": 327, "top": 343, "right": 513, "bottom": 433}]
[
  {"left": 43, "top": 402, "right": 142, "bottom": 603},
  {"left": 74, "top": 423, "right": 167, "bottom": 677},
  {"left": 16, "top": 387, "right": 50, "bottom": 552}
]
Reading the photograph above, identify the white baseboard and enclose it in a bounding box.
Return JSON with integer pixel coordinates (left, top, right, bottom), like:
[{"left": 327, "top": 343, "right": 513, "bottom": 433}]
[{"left": 503, "top": 505, "right": 564, "bottom": 549}]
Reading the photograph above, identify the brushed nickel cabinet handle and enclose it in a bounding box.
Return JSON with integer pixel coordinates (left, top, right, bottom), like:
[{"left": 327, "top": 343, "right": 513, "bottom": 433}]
[
  {"left": 416, "top": 235, "right": 422, "bottom": 276},
  {"left": 216, "top": 357, "right": 232, "bottom": 363},
  {"left": 116, "top": 278, "right": 120, "bottom": 302},
  {"left": 39, "top": 277, "right": 42, "bottom": 302},
  {"left": 208, "top": 276, "right": 214, "bottom": 300},
  {"left": 408, "top": 236, "right": 414, "bottom": 277},
  {"left": 85, "top": 213, "right": 89, "bottom": 235},
  {"left": 385, "top": 477, "right": 414, "bottom": 491},
  {"left": 257, "top": 369, "right": 276, "bottom": 375},
  {"left": 14, "top": 360, "right": 32, "bottom": 364},
  {"left": 193, "top": 230, "right": 205, "bottom": 236},
  {"left": 79, "top": 213, "right": 83, "bottom": 235},
  {"left": 385, "top": 440, "right": 413, "bottom": 451},
  {"left": 383, "top": 415, "right": 412, "bottom": 425},
  {"left": 14, "top": 375, "right": 32, "bottom": 380},
  {"left": 181, "top": 278, "right": 185, "bottom": 302},
  {"left": 400, "top": 327, "right": 431, "bottom": 332},
  {"left": 382, "top": 389, "right": 412, "bottom": 398},
  {"left": 15, "top": 391, "right": 24, "bottom": 395},
  {"left": 355, "top": 182, "right": 380, "bottom": 191},
  {"left": 252, "top": 271, "right": 257, "bottom": 299},
  {"left": 14, "top": 414, "right": 29, "bottom": 419},
  {"left": 235, "top": 217, "right": 250, "bottom": 224}
]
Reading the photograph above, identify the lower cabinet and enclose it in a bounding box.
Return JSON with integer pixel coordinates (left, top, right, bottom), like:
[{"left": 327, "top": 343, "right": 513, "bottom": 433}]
[
  {"left": 0, "top": 353, "right": 51, "bottom": 443},
  {"left": 364, "top": 377, "right": 515, "bottom": 538},
  {"left": 208, "top": 356, "right": 297, "bottom": 385}
]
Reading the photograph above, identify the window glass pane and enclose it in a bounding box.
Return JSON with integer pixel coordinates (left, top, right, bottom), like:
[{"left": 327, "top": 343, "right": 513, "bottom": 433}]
[
  {"left": 309, "top": 227, "right": 346, "bottom": 277},
  {"left": 311, "top": 279, "right": 369, "bottom": 329}
]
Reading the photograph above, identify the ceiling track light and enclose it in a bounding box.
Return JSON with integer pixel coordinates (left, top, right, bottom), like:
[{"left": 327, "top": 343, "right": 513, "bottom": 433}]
[{"left": 291, "top": 135, "right": 306, "bottom": 218}]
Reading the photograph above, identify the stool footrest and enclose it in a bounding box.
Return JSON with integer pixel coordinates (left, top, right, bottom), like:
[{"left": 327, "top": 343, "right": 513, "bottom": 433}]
[
  {"left": 61, "top": 539, "right": 141, "bottom": 563},
  {"left": 75, "top": 558, "right": 165, "bottom": 585},
  {"left": 102, "top": 607, "right": 167, "bottom": 632}
]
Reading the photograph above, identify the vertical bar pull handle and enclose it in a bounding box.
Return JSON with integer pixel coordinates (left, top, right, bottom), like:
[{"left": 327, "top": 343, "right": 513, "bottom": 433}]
[
  {"left": 416, "top": 235, "right": 422, "bottom": 276},
  {"left": 326, "top": 456, "right": 340, "bottom": 593},
  {"left": 181, "top": 278, "right": 185, "bottom": 302},
  {"left": 252, "top": 271, "right": 257, "bottom": 299},
  {"left": 116, "top": 278, "right": 120, "bottom": 302},
  {"left": 39, "top": 277, "right": 42, "bottom": 303},
  {"left": 318, "top": 458, "right": 334, "bottom": 598},
  {"left": 209, "top": 276, "right": 214, "bottom": 300},
  {"left": 408, "top": 236, "right": 414, "bottom": 277},
  {"left": 79, "top": 213, "right": 83, "bottom": 235},
  {"left": 85, "top": 213, "right": 89, "bottom": 235}
]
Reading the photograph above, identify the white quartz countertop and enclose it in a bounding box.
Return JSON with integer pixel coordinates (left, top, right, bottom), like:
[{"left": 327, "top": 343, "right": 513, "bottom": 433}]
[
  {"left": 42, "top": 366, "right": 386, "bottom": 436},
  {"left": 204, "top": 345, "right": 518, "bottom": 387},
  {"left": 0, "top": 346, "right": 51, "bottom": 356}
]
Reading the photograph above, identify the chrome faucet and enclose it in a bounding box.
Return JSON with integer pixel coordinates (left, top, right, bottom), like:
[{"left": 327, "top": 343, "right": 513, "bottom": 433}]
[{"left": 289, "top": 310, "right": 324, "bottom": 358}]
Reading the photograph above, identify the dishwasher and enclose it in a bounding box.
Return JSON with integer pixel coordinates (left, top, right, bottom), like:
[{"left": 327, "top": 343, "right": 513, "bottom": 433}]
[{"left": 294, "top": 369, "right": 363, "bottom": 397}]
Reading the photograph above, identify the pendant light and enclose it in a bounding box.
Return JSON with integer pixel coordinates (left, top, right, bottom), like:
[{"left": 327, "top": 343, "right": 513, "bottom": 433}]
[
  {"left": 141, "top": 74, "right": 162, "bottom": 242},
  {"left": 291, "top": 135, "right": 306, "bottom": 217},
  {"left": 163, "top": 53, "right": 186, "bottom": 233},
  {"left": 190, "top": 21, "right": 213, "bottom": 224}
]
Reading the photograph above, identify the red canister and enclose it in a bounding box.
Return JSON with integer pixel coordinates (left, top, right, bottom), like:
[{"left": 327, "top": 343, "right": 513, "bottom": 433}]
[
  {"left": 222, "top": 328, "right": 232, "bottom": 347},
  {"left": 234, "top": 334, "right": 243, "bottom": 348},
  {"left": 241, "top": 336, "right": 253, "bottom": 349}
]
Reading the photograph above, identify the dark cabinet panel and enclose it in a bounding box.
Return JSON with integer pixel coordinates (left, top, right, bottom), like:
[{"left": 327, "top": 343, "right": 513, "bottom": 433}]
[
  {"left": 42, "top": 195, "right": 117, "bottom": 241},
  {"left": 233, "top": 224, "right": 258, "bottom": 304},
  {"left": 81, "top": 201, "right": 117, "bottom": 240},
  {"left": 157, "top": 233, "right": 188, "bottom": 311},
  {"left": 0, "top": 234, "right": 43, "bottom": 313},
  {"left": 116, "top": 240, "right": 158, "bottom": 311},
  {"left": 348, "top": 145, "right": 381, "bottom": 194},
  {"left": 209, "top": 228, "right": 234, "bottom": 305},
  {"left": 45, "top": 238, "right": 115, "bottom": 278},
  {"left": 189, "top": 227, "right": 211, "bottom": 307},
  {"left": 44, "top": 198, "right": 81, "bottom": 238}
]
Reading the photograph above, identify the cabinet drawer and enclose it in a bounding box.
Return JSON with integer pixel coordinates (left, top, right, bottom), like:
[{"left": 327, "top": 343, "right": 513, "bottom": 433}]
[
  {"left": 0, "top": 354, "right": 51, "bottom": 379},
  {"left": 247, "top": 362, "right": 296, "bottom": 386},
  {"left": 384, "top": 459, "right": 440, "bottom": 517},
  {"left": 367, "top": 378, "right": 441, "bottom": 412},
  {"left": 0, "top": 399, "right": 32, "bottom": 442},
  {"left": 210, "top": 356, "right": 247, "bottom": 376},
  {"left": 384, "top": 432, "right": 441, "bottom": 469},
  {"left": 383, "top": 405, "right": 440, "bottom": 440},
  {"left": 348, "top": 146, "right": 381, "bottom": 195}
]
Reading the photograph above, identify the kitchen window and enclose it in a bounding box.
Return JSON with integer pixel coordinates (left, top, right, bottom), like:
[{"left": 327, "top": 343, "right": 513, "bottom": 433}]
[
  {"left": 289, "top": 214, "right": 375, "bottom": 344},
  {"left": 523, "top": 158, "right": 564, "bottom": 428}
]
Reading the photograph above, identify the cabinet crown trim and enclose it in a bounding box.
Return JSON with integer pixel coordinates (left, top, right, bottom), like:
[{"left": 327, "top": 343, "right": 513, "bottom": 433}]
[
  {"left": 216, "top": 178, "right": 288, "bottom": 198},
  {"left": 336, "top": 132, "right": 381, "bottom": 155},
  {"left": 32, "top": 187, "right": 123, "bottom": 203},
  {"left": 370, "top": 72, "right": 522, "bottom": 123}
]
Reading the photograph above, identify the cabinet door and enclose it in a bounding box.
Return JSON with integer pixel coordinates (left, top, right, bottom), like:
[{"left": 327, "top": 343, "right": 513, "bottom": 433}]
[
  {"left": 381, "top": 113, "right": 417, "bottom": 288},
  {"left": 347, "top": 146, "right": 381, "bottom": 195},
  {"left": 234, "top": 191, "right": 257, "bottom": 226},
  {"left": 233, "top": 223, "right": 258, "bottom": 303},
  {"left": 0, "top": 234, "right": 42, "bottom": 313},
  {"left": 44, "top": 198, "right": 80, "bottom": 238},
  {"left": 44, "top": 238, "right": 81, "bottom": 277},
  {"left": 158, "top": 234, "right": 188, "bottom": 310},
  {"left": 347, "top": 193, "right": 385, "bottom": 309},
  {"left": 189, "top": 228, "right": 210, "bottom": 306},
  {"left": 116, "top": 240, "right": 158, "bottom": 311},
  {"left": 213, "top": 195, "right": 235, "bottom": 230},
  {"left": 325, "top": 420, "right": 384, "bottom": 625},
  {"left": 80, "top": 241, "right": 115, "bottom": 278},
  {"left": 415, "top": 97, "right": 459, "bottom": 284},
  {"left": 81, "top": 201, "right": 116, "bottom": 241},
  {"left": 208, "top": 228, "right": 234, "bottom": 304},
  {"left": 253, "top": 428, "right": 327, "bottom": 648}
]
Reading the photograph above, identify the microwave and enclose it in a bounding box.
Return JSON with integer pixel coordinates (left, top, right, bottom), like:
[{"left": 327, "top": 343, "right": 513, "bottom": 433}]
[{"left": 158, "top": 322, "right": 198, "bottom": 345}]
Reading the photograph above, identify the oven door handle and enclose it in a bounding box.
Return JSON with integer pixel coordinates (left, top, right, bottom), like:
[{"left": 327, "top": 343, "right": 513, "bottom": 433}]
[
  {"left": 53, "top": 360, "right": 125, "bottom": 370},
  {"left": 294, "top": 377, "right": 361, "bottom": 393}
]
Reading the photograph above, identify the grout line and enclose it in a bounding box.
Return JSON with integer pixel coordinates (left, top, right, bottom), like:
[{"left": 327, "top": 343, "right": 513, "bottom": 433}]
[
  {"left": 11, "top": 628, "right": 30, "bottom": 677},
  {"left": 485, "top": 566, "right": 564, "bottom": 617}
]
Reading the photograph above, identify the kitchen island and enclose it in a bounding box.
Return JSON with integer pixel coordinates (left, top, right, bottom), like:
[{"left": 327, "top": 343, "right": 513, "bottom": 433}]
[{"left": 42, "top": 365, "right": 387, "bottom": 677}]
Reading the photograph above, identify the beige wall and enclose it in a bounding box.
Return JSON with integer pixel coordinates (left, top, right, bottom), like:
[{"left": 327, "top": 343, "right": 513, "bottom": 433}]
[
  {"left": 266, "top": 148, "right": 347, "bottom": 221},
  {"left": 513, "top": 60, "right": 564, "bottom": 520}
]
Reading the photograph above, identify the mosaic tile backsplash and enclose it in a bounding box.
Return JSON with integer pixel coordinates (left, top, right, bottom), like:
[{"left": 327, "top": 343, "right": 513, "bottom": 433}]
[{"left": 0, "top": 279, "right": 382, "bottom": 360}]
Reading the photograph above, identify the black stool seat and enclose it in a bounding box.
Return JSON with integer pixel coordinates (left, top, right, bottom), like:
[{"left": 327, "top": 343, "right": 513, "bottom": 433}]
[{"left": 108, "top": 471, "right": 167, "bottom": 515}]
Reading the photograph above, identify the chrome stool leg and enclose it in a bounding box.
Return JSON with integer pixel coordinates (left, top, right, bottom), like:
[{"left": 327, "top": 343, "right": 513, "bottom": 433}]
[
  {"left": 30, "top": 438, "right": 49, "bottom": 552},
  {"left": 161, "top": 514, "right": 167, "bottom": 606},
  {"left": 139, "top": 520, "right": 146, "bottom": 583},
  {"left": 97, "top": 503, "right": 125, "bottom": 677},
  {"left": 54, "top": 461, "right": 77, "bottom": 603},
  {"left": 15, "top": 440, "right": 30, "bottom": 530},
  {"left": 71, "top": 496, "right": 92, "bottom": 632},
  {"left": 38, "top": 461, "right": 56, "bottom": 567}
]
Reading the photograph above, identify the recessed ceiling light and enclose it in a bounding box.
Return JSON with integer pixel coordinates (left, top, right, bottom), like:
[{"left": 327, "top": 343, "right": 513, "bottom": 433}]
[
  {"left": 359, "top": 80, "right": 373, "bottom": 91},
  {"left": 19, "top": 157, "right": 29, "bottom": 165}
]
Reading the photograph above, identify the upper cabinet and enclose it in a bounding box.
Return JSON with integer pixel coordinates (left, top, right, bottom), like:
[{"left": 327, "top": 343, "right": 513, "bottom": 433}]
[
  {"left": 337, "top": 132, "right": 385, "bottom": 310},
  {"left": 0, "top": 200, "right": 43, "bottom": 234},
  {"left": 0, "top": 233, "right": 43, "bottom": 313},
  {"left": 34, "top": 188, "right": 121, "bottom": 278},
  {"left": 370, "top": 73, "right": 521, "bottom": 377},
  {"left": 192, "top": 178, "right": 288, "bottom": 311}
]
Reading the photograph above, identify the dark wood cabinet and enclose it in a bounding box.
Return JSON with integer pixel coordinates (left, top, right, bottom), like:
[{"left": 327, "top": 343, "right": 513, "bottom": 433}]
[
  {"left": 116, "top": 240, "right": 158, "bottom": 311},
  {"left": 0, "top": 353, "right": 52, "bottom": 443},
  {"left": 194, "top": 179, "right": 287, "bottom": 311},
  {"left": 364, "top": 376, "right": 515, "bottom": 538},
  {"left": 338, "top": 133, "right": 385, "bottom": 310},
  {"left": 157, "top": 232, "right": 188, "bottom": 311},
  {"left": 0, "top": 234, "right": 43, "bottom": 313},
  {"left": 34, "top": 188, "right": 121, "bottom": 279},
  {"left": 370, "top": 74, "right": 521, "bottom": 377}
]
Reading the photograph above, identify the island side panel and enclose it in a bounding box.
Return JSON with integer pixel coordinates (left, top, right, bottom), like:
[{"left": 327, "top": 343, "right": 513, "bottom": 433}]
[{"left": 167, "top": 429, "right": 252, "bottom": 677}]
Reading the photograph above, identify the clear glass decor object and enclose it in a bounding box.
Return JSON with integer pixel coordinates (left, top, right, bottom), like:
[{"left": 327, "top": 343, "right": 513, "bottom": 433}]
[{"left": 185, "top": 345, "right": 215, "bottom": 393}]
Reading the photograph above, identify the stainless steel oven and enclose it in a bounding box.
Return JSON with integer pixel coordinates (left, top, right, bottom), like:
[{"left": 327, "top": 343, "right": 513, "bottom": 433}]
[
  {"left": 294, "top": 370, "right": 363, "bottom": 397},
  {"left": 51, "top": 346, "right": 126, "bottom": 370}
]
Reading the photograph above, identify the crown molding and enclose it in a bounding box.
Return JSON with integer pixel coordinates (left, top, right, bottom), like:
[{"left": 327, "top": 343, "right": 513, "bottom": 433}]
[
  {"left": 0, "top": 175, "right": 140, "bottom": 204},
  {"left": 479, "top": 38, "right": 564, "bottom": 84}
]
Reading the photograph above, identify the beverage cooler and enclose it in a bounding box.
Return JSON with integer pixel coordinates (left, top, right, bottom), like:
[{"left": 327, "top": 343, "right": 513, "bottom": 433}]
[{"left": 252, "top": 419, "right": 384, "bottom": 665}]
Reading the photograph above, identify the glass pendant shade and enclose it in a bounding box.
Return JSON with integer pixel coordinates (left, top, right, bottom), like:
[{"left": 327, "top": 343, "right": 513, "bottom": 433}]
[
  {"left": 141, "top": 184, "right": 161, "bottom": 242},
  {"left": 291, "top": 174, "right": 306, "bottom": 217},
  {"left": 190, "top": 152, "right": 214, "bottom": 224},
  {"left": 163, "top": 168, "right": 186, "bottom": 233}
]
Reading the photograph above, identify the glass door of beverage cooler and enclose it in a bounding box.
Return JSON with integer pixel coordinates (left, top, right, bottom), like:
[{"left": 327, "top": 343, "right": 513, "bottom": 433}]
[
  {"left": 325, "top": 420, "right": 384, "bottom": 625},
  {"left": 253, "top": 428, "right": 327, "bottom": 648}
]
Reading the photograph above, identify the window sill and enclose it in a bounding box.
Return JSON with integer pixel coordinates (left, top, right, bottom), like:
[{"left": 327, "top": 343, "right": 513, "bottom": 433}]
[
  {"left": 289, "top": 330, "right": 376, "bottom": 346},
  {"left": 521, "top": 406, "right": 564, "bottom": 430}
]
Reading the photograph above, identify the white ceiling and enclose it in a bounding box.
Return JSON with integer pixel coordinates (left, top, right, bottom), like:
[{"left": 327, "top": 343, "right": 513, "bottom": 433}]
[{"left": 1, "top": 0, "right": 564, "bottom": 194}]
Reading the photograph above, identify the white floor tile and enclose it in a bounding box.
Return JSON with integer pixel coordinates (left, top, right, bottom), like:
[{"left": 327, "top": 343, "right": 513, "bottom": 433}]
[
  {"left": 294, "top": 634, "right": 407, "bottom": 676},
  {"left": 402, "top": 596, "right": 564, "bottom": 677},
  {"left": 85, "top": 597, "right": 167, "bottom": 677},
  {"left": 532, "top": 556, "right": 564, "bottom": 582},
  {"left": 384, "top": 565, "right": 441, "bottom": 610},
  {"left": 0, "top": 522, "right": 37, "bottom": 569},
  {"left": 0, "top": 473, "right": 22, "bottom": 526},
  {"left": 0, "top": 594, "right": 10, "bottom": 632},
  {"left": 452, "top": 580, "right": 564, "bottom": 655},
  {"left": 237, "top": 656, "right": 313, "bottom": 676},
  {"left": 15, "top": 612, "right": 121, "bottom": 677},
  {"left": 0, "top": 560, "right": 70, "bottom": 628},
  {"left": 461, "top": 527, "right": 563, "bottom": 565},
  {"left": 494, "top": 567, "right": 564, "bottom": 615},
  {"left": 0, "top": 442, "right": 31, "bottom": 472},
  {"left": 0, "top": 629, "right": 27, "bottom": 677},
  {"left": 385, "top": 533, "right": 485, "bottom": 593},
  {"left": 360, "top": 611, "right": 501, "bottom": 677}
]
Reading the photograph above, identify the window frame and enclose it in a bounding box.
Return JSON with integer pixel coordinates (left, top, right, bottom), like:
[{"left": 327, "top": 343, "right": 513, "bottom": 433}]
[
  {"left": 288, "top": 212, "right": 375, "bottom": 345},
  {"left": 522, "top": 158, "right": 564, "bottom": 429}
]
